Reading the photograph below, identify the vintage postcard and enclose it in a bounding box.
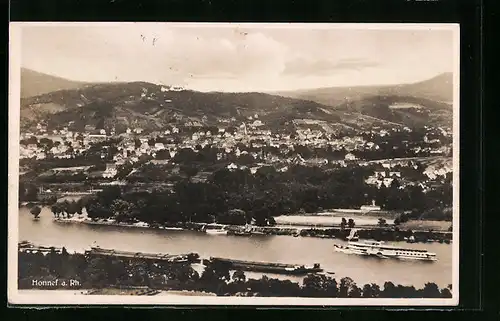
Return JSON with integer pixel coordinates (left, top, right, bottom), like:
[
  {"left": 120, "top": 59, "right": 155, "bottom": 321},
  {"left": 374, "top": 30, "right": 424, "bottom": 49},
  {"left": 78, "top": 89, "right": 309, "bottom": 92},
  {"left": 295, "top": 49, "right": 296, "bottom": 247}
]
[{"left": 8, "top": 22, "right": 459, "bottom": 306}]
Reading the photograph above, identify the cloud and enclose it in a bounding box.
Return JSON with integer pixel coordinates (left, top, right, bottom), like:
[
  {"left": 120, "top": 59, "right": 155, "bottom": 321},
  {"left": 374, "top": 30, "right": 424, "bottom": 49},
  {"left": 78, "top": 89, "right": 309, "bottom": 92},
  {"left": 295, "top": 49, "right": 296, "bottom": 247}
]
[
  {"left": 19, "top": 24, "right": 455, "bottom": 91},
  {"left": 283, "top": 57, "right": 380, "bottom": 76}
]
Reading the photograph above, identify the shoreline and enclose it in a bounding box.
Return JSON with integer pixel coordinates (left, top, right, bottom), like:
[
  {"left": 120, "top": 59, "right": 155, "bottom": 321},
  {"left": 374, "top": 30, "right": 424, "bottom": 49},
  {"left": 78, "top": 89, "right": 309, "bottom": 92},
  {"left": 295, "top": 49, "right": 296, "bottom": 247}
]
[
  {"left": 51, "top": 216, "right": 452, "bottom": 243},
  {"left": 17, "top": 288, "right": 217, "bottom": 296}
]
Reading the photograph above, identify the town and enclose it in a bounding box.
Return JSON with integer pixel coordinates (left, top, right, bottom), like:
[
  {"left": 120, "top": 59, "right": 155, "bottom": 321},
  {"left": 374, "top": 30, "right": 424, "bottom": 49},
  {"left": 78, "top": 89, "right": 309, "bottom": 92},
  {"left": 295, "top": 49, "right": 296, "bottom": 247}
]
[
  {"left": 19, "top": 115, "right": 453, "bottom": 226},
  {"left": 20, "top": 117, "right": 452, "bottom": 184}
]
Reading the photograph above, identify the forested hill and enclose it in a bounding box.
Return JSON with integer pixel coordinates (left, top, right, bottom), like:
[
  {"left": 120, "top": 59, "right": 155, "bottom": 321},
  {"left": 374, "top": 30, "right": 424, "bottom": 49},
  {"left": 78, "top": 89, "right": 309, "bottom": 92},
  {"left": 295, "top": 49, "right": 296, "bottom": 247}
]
[
  {"left": 20, "top": 81, "right": 345, "bottom": 131},
  {"left": 20, "top": 73, "right": 453, "bottom": 131},
  {"left": 21, "top": 68, "right": 87, "bottom": 98}
]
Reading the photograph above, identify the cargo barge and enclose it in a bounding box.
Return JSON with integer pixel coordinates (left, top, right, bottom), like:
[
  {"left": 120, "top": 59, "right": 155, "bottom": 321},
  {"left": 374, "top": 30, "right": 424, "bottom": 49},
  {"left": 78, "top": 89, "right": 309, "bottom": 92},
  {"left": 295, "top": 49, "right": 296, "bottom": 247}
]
[
  {"left": 18, "top": 241, "right": 64, "bottom": 254},
  {"left": 205, "top": 257, "right": 323, "bottom": 275},
  {"left": 86, "top": 247, "right": 201, "bottom": 264}
]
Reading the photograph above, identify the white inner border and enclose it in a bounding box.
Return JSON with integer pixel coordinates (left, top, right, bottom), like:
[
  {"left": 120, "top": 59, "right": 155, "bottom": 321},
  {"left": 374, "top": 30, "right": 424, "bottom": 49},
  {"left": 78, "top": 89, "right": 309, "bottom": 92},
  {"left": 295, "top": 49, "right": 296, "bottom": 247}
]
[{"left": 8, "top": 22, "right": 460, "bottom": 306}]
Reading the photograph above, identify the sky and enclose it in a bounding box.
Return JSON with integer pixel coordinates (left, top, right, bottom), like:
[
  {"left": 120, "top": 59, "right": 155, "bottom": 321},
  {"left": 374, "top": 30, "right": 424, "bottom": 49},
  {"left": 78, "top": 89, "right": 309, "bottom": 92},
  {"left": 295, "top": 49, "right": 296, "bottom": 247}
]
[{"left": 19, "top": 23, "right": 457, "bottom": 92}]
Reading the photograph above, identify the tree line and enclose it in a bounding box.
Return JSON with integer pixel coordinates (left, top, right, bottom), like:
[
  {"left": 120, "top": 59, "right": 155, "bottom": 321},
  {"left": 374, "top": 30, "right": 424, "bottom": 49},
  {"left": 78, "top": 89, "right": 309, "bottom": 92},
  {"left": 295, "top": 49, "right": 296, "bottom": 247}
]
[
  {"left": 18, "top": 249, "right": 452, "bottom": 298},
  {"left": 81, "top": 162, "right": 452, "bottom": 225}
]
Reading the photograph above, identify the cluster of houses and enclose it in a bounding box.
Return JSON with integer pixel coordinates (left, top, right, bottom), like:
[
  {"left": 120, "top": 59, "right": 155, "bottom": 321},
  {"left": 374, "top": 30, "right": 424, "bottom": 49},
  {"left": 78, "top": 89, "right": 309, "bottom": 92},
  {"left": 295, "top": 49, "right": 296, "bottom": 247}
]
[{"left": 21, "top": 117, "right": 453, "bottom": 186}]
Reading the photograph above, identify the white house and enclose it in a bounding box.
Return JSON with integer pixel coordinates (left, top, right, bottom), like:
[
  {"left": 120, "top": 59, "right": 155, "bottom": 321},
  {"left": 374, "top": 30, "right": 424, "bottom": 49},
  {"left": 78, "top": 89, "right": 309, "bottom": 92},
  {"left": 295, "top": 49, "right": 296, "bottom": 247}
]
[
  {"left": 36, "top": 152, "right": 47, "bottom": 160},
  {"left": 102, "top": 163, "right": 118, "bottom": 179},
  {"left": 389, "top": 171, "right": 402, "bottom": 178},
  {"left": 154, "top": 143, "right": 165, "bottom": 150},
  {"left": 345, "top": 153, "right": 357, "bottom": 161},
  {"left": 250, "top": 120, "right": 264, "bottom": 127},
  {"left": 227, "top": 163, "right": 238, "bottom": 170}
]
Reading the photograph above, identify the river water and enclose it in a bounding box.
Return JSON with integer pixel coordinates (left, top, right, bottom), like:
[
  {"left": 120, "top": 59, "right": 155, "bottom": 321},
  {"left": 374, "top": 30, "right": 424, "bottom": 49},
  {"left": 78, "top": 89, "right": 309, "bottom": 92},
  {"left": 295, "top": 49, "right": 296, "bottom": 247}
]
[{"left": 18, "top": 207, "right": 453, "bottom": 288}]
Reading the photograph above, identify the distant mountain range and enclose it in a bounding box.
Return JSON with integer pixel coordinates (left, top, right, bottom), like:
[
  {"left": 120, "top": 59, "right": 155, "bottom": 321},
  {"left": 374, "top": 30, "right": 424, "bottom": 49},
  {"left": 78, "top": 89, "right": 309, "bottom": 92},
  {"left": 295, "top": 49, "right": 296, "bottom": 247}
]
[
  {"left": 20, "top": 68, "right": 87, "bottom": 98},
  {"left": 20, "top": 69, "right": 453, "bottom": 132},
  {"left": 275, "top": 72, "right": 453, "bottom": 105}
]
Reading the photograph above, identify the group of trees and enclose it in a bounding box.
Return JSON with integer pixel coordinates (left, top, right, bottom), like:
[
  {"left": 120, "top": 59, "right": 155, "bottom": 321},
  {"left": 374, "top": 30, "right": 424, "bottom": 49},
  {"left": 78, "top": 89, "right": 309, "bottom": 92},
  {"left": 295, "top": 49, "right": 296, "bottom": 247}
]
[
  {"left": 340, "top": 218, "right": 356, "bottom": 229},
  {"left": 51, "top": 199, "right": 87, "bottom": 218},
  {"left": 23, "top": 198, "right": 88, "bottom": 219},
  {"left": 19, "top": 182, "right": 38, "bottom": 202},
  {"left": 83, "top": 184, "right": 278, "bottom": 226},
  {"left": 81, "top": 160, "right": 452, "bottom": 226},
  {"left": 376, "top": 178, "right": 452, "bottom": 214},
  {"left": 18, "top": 250, "right": 452, "bottom": 298}
]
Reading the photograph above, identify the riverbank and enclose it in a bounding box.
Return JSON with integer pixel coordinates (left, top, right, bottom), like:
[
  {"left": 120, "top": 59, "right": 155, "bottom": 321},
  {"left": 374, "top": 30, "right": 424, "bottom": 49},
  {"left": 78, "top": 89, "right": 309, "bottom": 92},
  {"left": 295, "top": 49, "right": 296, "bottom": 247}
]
[
  {"left": 52, "top": 216, "right": 452, "bottom": 243},
  {"left": 18, "top": 246, "right": 453, "bottom": 298},
  {"left": 86, "top": 288, "right": 217, "bottom": 296}
]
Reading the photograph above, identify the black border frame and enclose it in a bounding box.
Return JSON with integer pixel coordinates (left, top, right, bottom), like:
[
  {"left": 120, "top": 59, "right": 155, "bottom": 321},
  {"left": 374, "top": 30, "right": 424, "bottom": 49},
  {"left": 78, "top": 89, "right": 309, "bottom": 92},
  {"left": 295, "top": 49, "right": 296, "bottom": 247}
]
[{"left": 5, "top": 0, "right": 486, "bottom": 317}]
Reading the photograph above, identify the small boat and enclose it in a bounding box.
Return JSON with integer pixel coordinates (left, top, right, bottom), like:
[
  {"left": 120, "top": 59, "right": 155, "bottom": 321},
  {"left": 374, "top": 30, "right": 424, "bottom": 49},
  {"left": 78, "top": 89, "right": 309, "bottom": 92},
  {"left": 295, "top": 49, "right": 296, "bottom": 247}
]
[
  {"left": 205, "top": 229, "right": 228, "bottom": 235},
  {"left": 334, "top": 240, "right": 437, "bottom": 262},
  {"left": 404, "top": 235, "right": 416, "bottom": 243},
  {"left": 231, "top": 230, "right": 252, "bottom": 236},
  {"left": 19, "top": 240, "right": 34, "bottom": 248},
  {"left": 163, "top": 227, "right": 183, "bottom": 231}
]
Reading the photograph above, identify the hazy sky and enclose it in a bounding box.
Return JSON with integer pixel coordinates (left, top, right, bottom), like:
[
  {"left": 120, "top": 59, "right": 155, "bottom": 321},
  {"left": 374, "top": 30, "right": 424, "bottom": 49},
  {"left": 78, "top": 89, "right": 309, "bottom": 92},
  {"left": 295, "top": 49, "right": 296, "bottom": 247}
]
[{"left": 19, "top": 23, "right": 457, "bottom": 92}]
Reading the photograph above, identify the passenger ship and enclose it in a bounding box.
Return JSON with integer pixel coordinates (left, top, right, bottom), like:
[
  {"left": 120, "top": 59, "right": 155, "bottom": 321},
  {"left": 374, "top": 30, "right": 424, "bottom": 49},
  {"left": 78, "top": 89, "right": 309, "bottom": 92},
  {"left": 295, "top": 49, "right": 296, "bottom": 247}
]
[{"left": 334, "top": 240, "right": 438, "bottom": 261}]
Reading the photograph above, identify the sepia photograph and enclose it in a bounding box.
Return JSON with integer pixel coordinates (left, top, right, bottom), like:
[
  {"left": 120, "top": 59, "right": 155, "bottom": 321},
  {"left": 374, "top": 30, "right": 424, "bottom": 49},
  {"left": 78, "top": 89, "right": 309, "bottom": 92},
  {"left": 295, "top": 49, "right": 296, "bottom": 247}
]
[{"left": 8, "top": 22, "right": 459, "bottom": 306}]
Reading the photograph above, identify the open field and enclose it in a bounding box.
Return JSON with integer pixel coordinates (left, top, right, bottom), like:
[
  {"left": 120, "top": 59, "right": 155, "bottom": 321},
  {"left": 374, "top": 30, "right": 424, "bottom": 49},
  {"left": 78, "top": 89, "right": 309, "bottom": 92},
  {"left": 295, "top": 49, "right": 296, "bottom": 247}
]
[
  {"left": 274, "top": 214, "right": 395, "bottom": 227},
  {"left": 399, "top": 220, "right": 451, "bottom": 232}
]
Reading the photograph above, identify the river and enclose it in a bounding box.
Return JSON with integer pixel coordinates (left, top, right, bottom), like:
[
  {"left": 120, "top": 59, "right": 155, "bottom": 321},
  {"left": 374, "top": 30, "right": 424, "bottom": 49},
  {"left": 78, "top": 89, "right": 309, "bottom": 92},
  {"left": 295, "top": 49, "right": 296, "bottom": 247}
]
[{"left": 18, "top": 206, "right": 453, "bottom": 288}]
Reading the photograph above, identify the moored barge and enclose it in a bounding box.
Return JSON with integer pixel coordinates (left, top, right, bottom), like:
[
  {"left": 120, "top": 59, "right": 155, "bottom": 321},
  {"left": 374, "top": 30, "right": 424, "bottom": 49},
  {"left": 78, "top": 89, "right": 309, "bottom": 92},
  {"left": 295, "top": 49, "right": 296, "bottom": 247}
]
[
  {"left": 86, "top": 247, "right": 201, "bottom": 264},
  {"left": 206, "top": 257, "right": 323, "bottom": 275}
]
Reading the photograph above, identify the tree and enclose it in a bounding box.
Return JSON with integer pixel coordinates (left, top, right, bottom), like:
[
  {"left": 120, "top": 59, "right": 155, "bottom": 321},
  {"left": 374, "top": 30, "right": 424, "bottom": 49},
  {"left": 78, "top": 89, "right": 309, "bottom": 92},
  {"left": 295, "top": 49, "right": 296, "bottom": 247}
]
[
  {"left": 170, "top": 264, "right": 200, "bottom": 284},
  {"left": 362, "top": 283, "right": 381, "bottom": 298},
  {"left": 237, "top": 153, "right": 255, "bottom": 166},
  {"left": 30, "top": 205, "right": 42, "bottom": 219},
  {"left": 85, "top": 198, "right": 112, "bottom": 220},
  {"left": 421, "top": 282, "right": 441, "bottom": 298},
  {"left": 51, "top": 203, "right": 63, "bottom": 218},
  {"left": 302, "top": 274, "right": 327, "bottom": 297},
  {"left": 75, "top": 201, "right": 83, "bottom": 215},
  {"left": 340, "top": 217, "right": 347, "bottom": 230},
  {"left": 110, "top": 199, "right": 135, "bottom": 223},
  {"left": 84, "top": 257, "right": 109, "bottom": 288},
  {"left": 216, "top": 209, "right": 247, "bottom": 225},
  {"left": 200, "top": 260, "right": 231, "bottom": 293},
  {"left": 381, "top": 281, "right": 397, "bottom": 298},
  {"left": 96, "top": 186, "right": 121, "bottom": 207},
  {"left": 440, "top": 287, "right": 452, "bottom": 298},
  {"left": 232, "top": 270, "right": 246, "bottom": 283},
  {"left": 180, "top": 165, "right": 199, "bottom": 179},
  {"left": 338, "top": 277, "right": 355, "bottom": 298},
  {"left": 173, "top": 148, "right": 197, "bottom": 164},
  {"left": 348, "top": 284, "right": 362, "bottom": 298},
  {"left": 44, "top": 195, "right": 58, "bottom": 206},
  {"left": 66, "top": 200, "right": 78, "bottom": 218},
  {"left": 21, "top": 184, "right": 38, "bottom": 202}
]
